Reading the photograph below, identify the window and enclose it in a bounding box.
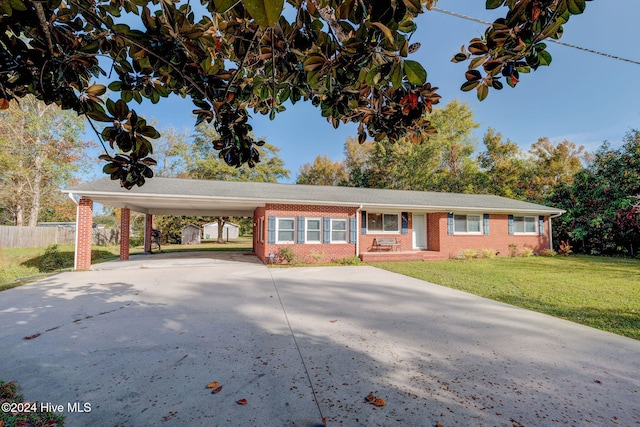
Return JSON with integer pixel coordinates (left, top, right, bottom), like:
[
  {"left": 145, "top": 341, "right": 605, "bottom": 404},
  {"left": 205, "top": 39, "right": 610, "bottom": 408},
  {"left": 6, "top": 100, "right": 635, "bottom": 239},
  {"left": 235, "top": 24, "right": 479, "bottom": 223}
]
[
  {"left": 305, "top": 218, "right": 322, "bottom": 243},
  {"left": 276, "top": 218, "right": 295, "bottom": 243},
  {"left": 514, "top": 216, "right": 537, "bottom": 234},
  {"left": 367, "top": 213, "right": 399, "bottom": 233},
  {"left": 259, "top": 217, "right": 264, "bottom": 243},
  {"left": 331, "top": 219, "right": 347, "bottom": 243},
  {"left": 454, "top": 214, "right": 482, "bottom": 234}
]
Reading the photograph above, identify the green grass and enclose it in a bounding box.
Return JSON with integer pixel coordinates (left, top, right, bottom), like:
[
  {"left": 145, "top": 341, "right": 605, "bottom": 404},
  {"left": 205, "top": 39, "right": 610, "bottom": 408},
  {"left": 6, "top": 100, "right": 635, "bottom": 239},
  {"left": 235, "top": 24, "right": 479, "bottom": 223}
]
[
  {"left": 0, "top": 237, "right": 254, "bottom": 291},
  {"left": 372, "top": 255, "right": 640, "bottom": 340}
]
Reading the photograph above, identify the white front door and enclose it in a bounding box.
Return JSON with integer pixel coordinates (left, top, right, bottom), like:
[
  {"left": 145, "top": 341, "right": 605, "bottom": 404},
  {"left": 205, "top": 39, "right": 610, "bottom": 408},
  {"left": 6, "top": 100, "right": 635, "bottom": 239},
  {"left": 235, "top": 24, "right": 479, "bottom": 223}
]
[{"left": 412, "top": 213, "right": 426, "bottom": 249}]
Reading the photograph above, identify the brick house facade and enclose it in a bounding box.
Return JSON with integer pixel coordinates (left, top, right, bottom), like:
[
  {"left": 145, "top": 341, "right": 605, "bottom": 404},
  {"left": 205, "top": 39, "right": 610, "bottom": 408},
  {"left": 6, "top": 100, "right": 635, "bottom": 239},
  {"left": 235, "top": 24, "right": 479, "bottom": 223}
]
[{"left": 64, "top": 178, "right": 564, "bottom": 270}]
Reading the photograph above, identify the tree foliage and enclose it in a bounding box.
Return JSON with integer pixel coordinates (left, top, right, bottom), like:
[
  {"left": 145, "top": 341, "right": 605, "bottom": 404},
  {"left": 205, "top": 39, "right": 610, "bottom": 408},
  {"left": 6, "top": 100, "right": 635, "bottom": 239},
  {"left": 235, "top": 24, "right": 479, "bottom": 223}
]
[
  {"left": 0, "top": 0, "right": 591, "bottom": 188},
  {"left": 296, "top": 155, "right": 347, "bottom": 186},
  {"left": 0, "top": 95, "right": 87, "bottom": 226},
  {"left": 550, "top": 131, "right": 640, "bottom": 256}
]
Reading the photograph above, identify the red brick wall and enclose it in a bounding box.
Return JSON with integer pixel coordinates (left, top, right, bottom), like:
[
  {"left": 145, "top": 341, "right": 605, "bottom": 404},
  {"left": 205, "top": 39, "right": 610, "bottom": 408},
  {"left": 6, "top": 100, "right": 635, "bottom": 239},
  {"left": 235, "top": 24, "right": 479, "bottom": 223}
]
[
  {"left": 120, "top": 208, "right": 131, "bottom": 261},
  {"left": 431, "top": 213, "right": 551, "bottom": 258},
  {"left": 144, "top": 214, "right": 153, "bottom": 253},
  {"left": 75, "top": 198, "right": 93, "bottom": 271},
  {"left": 360, "top": 213, "right": 413, "bottom": 251},
  {"left": 260, "top": 204, "right": 358, "bottom": 264},
  {"left": 253, "top": 207, "right": 266, "bottom": 263}
]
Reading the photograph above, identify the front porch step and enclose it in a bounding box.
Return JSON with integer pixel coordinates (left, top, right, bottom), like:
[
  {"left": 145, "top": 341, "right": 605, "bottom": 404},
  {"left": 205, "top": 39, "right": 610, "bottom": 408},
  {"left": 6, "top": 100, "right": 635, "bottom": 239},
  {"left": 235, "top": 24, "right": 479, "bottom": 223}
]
[{"left": 359, "top": 250, "right": 447, "bottom": 262}]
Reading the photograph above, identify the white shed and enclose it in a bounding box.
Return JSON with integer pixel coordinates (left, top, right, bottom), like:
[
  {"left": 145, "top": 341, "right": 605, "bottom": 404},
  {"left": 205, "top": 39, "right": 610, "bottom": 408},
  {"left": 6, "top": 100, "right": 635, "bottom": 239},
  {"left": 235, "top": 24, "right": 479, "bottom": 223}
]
[
  {"left": 181, "top": 224, "right": 202, "bottom": 245},
  {"left": 203, "top": 221, "right": 240, "bottom": 240}
]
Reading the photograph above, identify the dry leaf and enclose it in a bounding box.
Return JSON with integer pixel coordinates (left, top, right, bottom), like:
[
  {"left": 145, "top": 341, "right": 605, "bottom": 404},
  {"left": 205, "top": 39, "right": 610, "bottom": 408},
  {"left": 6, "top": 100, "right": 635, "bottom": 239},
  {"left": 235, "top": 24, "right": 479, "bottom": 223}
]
[
  {"left": 322, "top": 417, "right": 326, "bottom": 427},
  {"left": 236, "top": 398, "right": 248, "bottom": 405},
  {"left": 365, "top": 393, "right": 375, "bottom": 403},
  {"left": 212, "top": 385, "right": 223, "bottom": 394},
  {"left": 372, "top": 397, "right": 386, "bottom": 407},
  {"left": 206, "top": 381, "right": 219, "bottom": 389},
  {"left": 329, "top": 320, "right": 337, "bottom": 323}
]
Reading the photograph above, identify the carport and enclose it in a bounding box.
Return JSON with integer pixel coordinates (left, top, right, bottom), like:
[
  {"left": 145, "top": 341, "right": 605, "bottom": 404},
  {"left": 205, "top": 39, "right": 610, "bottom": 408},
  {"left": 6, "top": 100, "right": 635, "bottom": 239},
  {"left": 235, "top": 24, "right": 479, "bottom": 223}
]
[{"left": 63, "top": 177, "right": 262, "bottom": 270}]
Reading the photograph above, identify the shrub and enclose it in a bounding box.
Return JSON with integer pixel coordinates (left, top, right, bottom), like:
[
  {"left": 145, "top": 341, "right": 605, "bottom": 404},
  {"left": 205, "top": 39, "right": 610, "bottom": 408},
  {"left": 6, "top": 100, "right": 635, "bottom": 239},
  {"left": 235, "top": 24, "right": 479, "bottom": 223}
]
[
  {"left": 480, "top": 248, "right": 497, "bottom": 259},
  {"left": 38, "top": 244, "right": 69, "bottom": 272},
  {"left": 520, "top": 247, "right": 535, "bottom": 257},
  {"left": 508, "top": 243, "right": 518, "bottom": 257},
  {"left": 460, "top": 249, "right": 478, "bottom": 259},
  {"left": 1, "top": 380, "right": 65, "bottom": 426},
  {"left": 277, "top": 247, "right": 297, "bottom": 264},
  {"left": 336, "top": 256, "right": 363, "bottom": 265},
  {"left": 310, "top": 251, "right": 325, "bottom": 264},
  {"left": 540, "top": 249, "right": 557, "bottom": 257},
  {"left": 558, "top": 240, "right": 573, "bottom": 256}
]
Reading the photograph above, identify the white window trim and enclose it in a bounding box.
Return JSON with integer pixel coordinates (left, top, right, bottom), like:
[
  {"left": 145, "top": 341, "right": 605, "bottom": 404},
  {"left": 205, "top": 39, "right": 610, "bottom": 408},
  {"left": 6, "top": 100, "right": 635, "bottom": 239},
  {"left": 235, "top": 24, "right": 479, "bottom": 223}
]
[
  {"left": 454, "top": 214, "right": 483, "bottom": 235},
  {"left": 305, "top": 217, "right": 322, "bottom": 244},
  {"left": 330, "top": 218, "right": 348, "bottom": 243},
  {"left": 259, "top": 217, "right": 264, "bottom": 243},
  {"left": 513, "top": 215, "right": 538, "bottom": 235},
  {"left": 276, "top": 217, "right": 296, "bottom": 244},
  {"left": 366, "top": 212, "right": 400, "bottom": 234}
]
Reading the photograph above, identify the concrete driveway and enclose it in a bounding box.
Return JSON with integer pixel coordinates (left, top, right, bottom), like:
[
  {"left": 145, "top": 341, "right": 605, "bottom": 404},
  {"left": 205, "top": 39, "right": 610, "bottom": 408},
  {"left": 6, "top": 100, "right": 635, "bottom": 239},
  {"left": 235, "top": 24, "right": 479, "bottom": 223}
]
[{"left": 1, "top": 253, "right": 639, "bottom": 426}]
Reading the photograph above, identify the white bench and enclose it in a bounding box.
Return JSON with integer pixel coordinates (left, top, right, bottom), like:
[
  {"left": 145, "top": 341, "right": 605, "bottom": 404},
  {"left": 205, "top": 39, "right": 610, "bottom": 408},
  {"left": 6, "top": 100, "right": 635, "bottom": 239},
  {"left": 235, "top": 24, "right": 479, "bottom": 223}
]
[{"left": 373, "top": 237, "right": 401, "bottom": 251}]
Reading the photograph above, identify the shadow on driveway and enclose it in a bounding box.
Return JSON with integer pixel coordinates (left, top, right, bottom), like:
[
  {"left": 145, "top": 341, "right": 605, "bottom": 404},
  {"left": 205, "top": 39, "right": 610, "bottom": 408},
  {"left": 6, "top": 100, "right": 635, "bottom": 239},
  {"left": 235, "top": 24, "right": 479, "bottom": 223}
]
[{"left": 1, "top": 262, "right": 638, "bottom": 426}]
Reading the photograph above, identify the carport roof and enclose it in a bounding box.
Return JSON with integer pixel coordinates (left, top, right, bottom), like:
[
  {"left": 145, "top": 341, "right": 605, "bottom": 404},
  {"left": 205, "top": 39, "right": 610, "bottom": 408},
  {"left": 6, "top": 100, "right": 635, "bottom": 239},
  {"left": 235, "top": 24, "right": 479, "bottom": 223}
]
[{"left": 63, "top": 177, "right": 565, "bottom": 216}]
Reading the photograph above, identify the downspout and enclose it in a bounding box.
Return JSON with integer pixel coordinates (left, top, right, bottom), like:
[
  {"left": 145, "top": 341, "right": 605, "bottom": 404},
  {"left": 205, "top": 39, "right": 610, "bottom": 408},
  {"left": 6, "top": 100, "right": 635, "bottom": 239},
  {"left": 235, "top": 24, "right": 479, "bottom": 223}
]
[
  {"left": 356, "top": 204, "right": 363, "bottom": 257},
  {"left": 549, "top": 212, "right": 563, "bottom": 250},
  {"left": 68, "top": 193, "right": 80, "bottom": 270}
]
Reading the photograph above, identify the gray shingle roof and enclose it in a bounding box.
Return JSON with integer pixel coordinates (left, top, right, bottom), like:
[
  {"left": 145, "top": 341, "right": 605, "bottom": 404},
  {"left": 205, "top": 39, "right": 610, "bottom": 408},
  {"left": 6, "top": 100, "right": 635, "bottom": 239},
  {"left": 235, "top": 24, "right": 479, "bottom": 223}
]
[{"left": 64, "top": 177, "right": 564, "bottom": 215}]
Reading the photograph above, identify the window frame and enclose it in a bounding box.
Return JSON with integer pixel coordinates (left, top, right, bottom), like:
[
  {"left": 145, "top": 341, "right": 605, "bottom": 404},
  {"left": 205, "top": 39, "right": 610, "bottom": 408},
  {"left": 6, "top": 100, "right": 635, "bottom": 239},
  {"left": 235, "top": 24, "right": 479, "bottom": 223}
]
[
  {"left": 258, "top": 217, "right": 264, "bottom": 243},
  {"left": 366, "top": 213, "right": 400, "bottom": 234},
  {"left": 330, "top": 218, "right": 348, "bottom": 243},
  {"left": 275, "top": 217, "right": 296, "bottom": 244},
  {"left": 453, "top": 214, "right": 483, "bottom": 235},
  {"left": 513, "top": 215, "right": 538, "bottom": 234},
  {"left": 305, "top": 217, "right": 322, "bottom": 244}
]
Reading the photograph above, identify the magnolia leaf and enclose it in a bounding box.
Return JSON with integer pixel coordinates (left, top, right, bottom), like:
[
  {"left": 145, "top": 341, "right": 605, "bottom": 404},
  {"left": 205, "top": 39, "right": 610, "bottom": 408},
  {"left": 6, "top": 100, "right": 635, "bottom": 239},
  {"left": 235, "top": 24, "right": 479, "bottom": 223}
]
[
  {"left": 567, "top": 0, "right": 587, "bottom": 15},
  {"left": 213, "top": 0, "right": 235, "bottom": 12},
  {"left": 244, "top": 0, "right": 284, "bottom": 27},
  {"left": 86, "top": 84, "right": 106, "bottom": 97},
  {"left": 538, "top": 50, "right": 552, "bottom": 66},
  {"left": 236, "top": 399, "right": 248, "bottom": 405},
  {"left": 403, "top": 60, "right": 426, "bottom": 85},
  {"left": 212, "top": 385, "right": 223, "bottom": 394},
  {"left": 460, "top": 80, "right": 480, "bottom": 92},
  {"left": 103, "top": 163, "right": 120, "bottom": 174},
  {"left": 477, "top": 84, "right": 489, "bottom": 101},
  {"left": 371, "top": 22, "right": 395, "bottom": 45},
  {"left": 0, "top": 98, "right": 9, "bottom": 109}
]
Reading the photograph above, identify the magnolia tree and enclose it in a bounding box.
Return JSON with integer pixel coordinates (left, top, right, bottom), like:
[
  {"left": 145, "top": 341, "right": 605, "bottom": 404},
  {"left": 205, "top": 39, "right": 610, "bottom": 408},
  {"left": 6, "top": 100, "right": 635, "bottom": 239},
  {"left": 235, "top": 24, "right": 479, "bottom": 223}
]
[{"left": 0, "top": 0, "right": 590, "bottom": 189}]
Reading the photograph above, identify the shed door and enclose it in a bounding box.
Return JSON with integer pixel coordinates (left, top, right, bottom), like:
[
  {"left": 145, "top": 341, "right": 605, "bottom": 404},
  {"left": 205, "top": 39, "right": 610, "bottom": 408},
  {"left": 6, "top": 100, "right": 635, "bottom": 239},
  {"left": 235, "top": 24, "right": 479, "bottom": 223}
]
[{"left": 412, "top": 213, "right": 426, "bottom": 249}]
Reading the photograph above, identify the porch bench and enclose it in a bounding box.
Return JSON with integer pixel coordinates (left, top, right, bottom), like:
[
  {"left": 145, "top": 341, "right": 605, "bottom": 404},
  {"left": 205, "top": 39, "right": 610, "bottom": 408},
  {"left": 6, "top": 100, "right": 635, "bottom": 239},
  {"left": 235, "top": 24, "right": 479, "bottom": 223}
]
[{"left": 373, "top": 237, "right": 401, "bottom": 251}]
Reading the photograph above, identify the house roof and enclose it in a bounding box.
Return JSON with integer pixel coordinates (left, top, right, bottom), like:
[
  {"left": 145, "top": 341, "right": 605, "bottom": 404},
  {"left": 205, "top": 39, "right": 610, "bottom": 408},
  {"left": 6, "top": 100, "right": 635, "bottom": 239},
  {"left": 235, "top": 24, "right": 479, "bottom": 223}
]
[{"left": 63, "top": 177, "right": 564, "bottom": 217}]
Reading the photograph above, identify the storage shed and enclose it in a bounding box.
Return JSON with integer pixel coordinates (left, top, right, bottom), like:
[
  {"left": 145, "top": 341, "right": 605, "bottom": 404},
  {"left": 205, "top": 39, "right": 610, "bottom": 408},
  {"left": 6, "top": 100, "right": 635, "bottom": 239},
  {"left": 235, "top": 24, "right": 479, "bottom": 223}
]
[
  {"left": 203, "top": 221, "right": 240, "bottom": 240},
  {"left": 181, "top": 224, "right": 201, "bottom": 245}
]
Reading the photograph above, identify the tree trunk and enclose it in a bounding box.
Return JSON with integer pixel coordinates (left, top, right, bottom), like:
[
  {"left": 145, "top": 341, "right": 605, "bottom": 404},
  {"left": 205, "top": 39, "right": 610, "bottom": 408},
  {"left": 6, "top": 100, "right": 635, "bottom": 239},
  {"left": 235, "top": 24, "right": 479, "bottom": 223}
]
[
  {"left": 216, "top": 217, "right": 227, "bottom": 243},
  {"left": 27, "top": 150, "right": 44, "bottom": 227},
  {"left": 14, "top": 204, "right": 24, "bottom": 226}
]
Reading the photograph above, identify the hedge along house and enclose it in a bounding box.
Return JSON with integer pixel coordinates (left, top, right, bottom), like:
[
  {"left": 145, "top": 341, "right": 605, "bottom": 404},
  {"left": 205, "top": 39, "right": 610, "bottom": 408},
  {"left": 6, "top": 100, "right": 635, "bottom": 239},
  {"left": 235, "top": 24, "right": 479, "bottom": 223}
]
[{"left": 64, "top": 177, "right": 565, "bottom": 270}]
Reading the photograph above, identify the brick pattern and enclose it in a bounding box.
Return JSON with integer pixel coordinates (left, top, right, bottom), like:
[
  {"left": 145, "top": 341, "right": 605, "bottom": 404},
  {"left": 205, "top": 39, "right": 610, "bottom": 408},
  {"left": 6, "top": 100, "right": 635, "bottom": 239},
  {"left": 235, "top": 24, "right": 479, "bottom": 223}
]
[
  {"left": 258, "top": 204, "right": 358, "bottom": 264},
  {"left": 429, "top": 212, "right": 551, "bottom": 258},
  {"left": 75, "top": 198, "right": 93, "bottom": 271},
  {"left": 120, "top": 208, "right": 131, "bottom": 261},
  {"left": 254, "top": 206, "right": 552, "bottom": 263},
  {"left": 144, "top": 214, "right": 153, "bottom": 253}
]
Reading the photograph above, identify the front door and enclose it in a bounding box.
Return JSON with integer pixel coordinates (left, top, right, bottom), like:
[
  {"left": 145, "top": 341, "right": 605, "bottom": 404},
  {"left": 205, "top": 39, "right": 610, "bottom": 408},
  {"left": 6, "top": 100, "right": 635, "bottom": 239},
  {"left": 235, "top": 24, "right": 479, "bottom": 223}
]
[{"left": 412, "top": 213, "right": 426, "bottom": 249}]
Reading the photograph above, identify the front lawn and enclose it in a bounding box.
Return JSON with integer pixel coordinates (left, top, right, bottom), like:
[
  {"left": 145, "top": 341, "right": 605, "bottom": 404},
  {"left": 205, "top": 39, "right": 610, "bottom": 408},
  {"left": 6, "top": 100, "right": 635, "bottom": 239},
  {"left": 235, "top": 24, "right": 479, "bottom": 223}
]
[{"left": 373, "top": 255, "right": 640, "bottom": 340}]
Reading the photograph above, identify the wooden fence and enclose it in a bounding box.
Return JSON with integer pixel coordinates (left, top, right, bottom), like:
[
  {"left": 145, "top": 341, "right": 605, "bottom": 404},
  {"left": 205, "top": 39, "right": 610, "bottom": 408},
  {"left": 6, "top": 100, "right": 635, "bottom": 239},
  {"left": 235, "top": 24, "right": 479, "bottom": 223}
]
[{"left": 0, "top": 226, "right": 120, "bottom": 248}]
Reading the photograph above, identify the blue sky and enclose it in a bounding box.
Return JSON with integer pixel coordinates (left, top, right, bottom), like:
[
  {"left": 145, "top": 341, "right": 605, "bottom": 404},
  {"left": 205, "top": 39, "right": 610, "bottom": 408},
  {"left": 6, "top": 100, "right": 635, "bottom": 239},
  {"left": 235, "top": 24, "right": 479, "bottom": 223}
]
[{"left": 83, "top": 0, "right": 640, "bottom": 183}]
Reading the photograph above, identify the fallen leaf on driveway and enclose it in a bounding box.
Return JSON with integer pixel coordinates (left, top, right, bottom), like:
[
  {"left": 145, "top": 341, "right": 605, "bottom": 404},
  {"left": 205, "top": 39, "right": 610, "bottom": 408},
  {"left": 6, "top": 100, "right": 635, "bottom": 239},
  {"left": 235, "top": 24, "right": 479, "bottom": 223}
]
[
  {"left": 372, "top": 397, "right": 386, "bottom": 407},
  {"left": 212, "top": 385, "right": 223, "bottom": 394},
  {"left": 365, "top": 393, "right": 375, "bottom": 403},
  {"left": 206, "top": 381, "right": 219, "bottom": 389},
  {"left": 329, "top": 320, "right": 337, "bottom": 323},
  {"left": 236, "top": 398, "right": 248, "bottom": 405}
]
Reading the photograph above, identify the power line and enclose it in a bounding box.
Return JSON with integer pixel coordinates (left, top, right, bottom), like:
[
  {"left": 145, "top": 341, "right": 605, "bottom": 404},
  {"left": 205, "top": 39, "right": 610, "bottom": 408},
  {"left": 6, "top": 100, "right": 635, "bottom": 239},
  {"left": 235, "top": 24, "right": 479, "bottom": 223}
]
[{"left": 431, "top": 7, "right": 640, "bottom": 66}]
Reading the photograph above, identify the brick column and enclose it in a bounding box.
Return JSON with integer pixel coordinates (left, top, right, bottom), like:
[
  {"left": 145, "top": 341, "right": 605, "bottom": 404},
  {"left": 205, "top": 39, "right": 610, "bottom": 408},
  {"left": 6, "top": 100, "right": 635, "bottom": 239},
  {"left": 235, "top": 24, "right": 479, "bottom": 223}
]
[
  {"left": 144, "top": 214, "right": 153, "bottom": 254},
  {"left": 120, "top": 208, "right": 131, "bottom": 261},
  {"left": 75, "top": 198, "right": 93, "bottom": 271}
]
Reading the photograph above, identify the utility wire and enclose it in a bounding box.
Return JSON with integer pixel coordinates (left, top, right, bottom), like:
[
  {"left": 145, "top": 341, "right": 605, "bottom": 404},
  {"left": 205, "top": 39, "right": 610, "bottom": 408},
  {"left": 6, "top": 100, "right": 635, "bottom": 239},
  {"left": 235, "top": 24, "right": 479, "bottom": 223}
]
[{"left": 431, "top": 7, "right": 640, "bottom": 66}]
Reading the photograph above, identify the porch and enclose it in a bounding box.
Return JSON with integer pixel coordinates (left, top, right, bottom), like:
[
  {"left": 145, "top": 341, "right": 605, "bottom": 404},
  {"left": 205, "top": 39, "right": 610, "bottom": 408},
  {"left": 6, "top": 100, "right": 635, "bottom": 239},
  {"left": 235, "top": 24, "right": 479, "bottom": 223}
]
[{"left": 359, "top": 250, "right": 448, "bottom": 262}]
